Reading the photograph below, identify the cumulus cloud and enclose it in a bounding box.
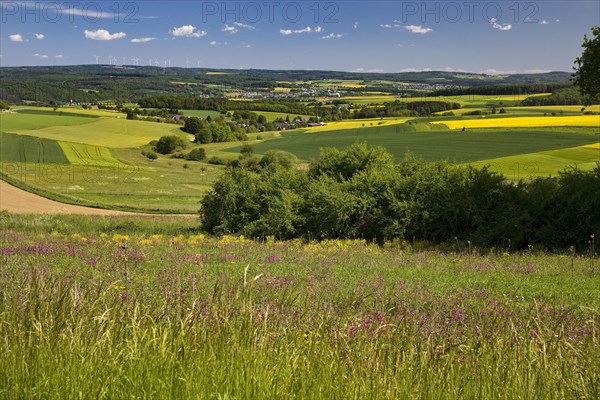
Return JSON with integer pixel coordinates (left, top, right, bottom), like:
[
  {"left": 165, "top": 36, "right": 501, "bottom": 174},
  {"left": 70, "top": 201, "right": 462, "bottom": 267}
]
[
  {"left": 34, "top": 33, "right": 45, "bottom": 40},
  {"left": 353, "top": 21, "right": 359, "bottom": 29},
  {"left": 84, "top": 29, "right": 126, "bottom": 40},
  {"left": 9, "top": 34, "right": 23, "bottom": 42},
  {"left": 234, "top": 22, "right": 256, "bottom": 30},
  {"left": 131, "top": 37, "right": 156, "bottom": 43},
  {"left": 55, "top": 54, "right": 64, "bottom": 58},
  {"left": 222, "top": 24, "right": 238, "bottom": 34},
  {"left": 33, "top": 53, "right": 48, "bottom": 58},
  {"left": 280, "top": 26, "right": 322, "bottom": 35},
  {"left": 404, "top": 25, "right": 433, "bottom": 34},
  {"left": 490, "top": 18, "right": 512, "bottom": 31},
  {"left": 170, "top": 25, "right": 207, "bottom": 38},
  {"left": 380, "top": 24, "right": 392, "bottom": 28},
  {"left": 322, "top": 33, "right": 345, "bottom": 40}
]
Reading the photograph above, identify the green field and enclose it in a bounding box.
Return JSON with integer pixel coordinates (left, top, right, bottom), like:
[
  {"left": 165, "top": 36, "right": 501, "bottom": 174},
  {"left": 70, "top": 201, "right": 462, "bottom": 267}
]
[
  {"left": 226, "top": 124, "right": 600, "bottom": 164},
  {"left": 180, "top": 109, "right": 225, "bottom": 120},
  {"left": 0, "top": 213, "right": 598, "bottom": 399},
  {"left": 59, "top": 142, "right": 126, "bottom": 167},
  {"left": 13, "top": 117, "right": 186, "bottom": 148},
  {"left": 0, "top": 109, "right": 99, "bottom": 132},
  {"left": 0, "top": 133, "right": 69, "bottom": 164}
]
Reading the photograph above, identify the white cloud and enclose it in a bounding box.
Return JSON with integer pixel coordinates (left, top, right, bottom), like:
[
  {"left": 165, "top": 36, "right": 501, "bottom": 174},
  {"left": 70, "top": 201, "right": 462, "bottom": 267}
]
[
  {"left": 55, "top": 54, "right": 64, "bottom": 58},
  {"left": 489, "top": 18, "right": 512, "bottom": 31},
  {"left": 482, "top": 68, "right": 517, "bottom": 75},
  {"left": 33, "top": 53, "right": 48, "bottom": 59},
  {"left": 9, "top": 34, "right": 23, "bottom": 42},
  {"left": 210, "top": 40, "right": 228, "bottom": 46},
  {"left": 525, "top": 69, "right": 552, "bottom": 74},
  {"left": 131, "top": 37, "right": 156, "bottom": 43},
  {"left": 380, "top": 24, "right": 392, "bottom": 28},
  {"left": 170, "top": 25, "right": 207, "bottom": 38},
  {"left": 242, "top": 43, "right": 252, "bottom": 48},
  {"left": 555, "top": 19, "right": 560, "bottom": 23},
  {"left": 210, "top": 40, "right": 218, "bottom": 46},
  {"left": 322, "top": 33, "right": 345, "bottom": 40},
  {"left": 351, "top": 68, "right": 385, "bottom": 73},
  {"left": 404, "top": 25, "right": 433, "bottom": 34},
  {"left": 280, "top": 26, "right": 322, "bottom": 35},
  {"left": 222, "top": 24, "right": 238, "bottom": 34},
  {"left": 84, "top": 29, "right": 126, "bottom": 40},
  {"left": 540, "top": 20, "right": 548, "bottom": 25},
  {"left": 353, "top": 21, "right": 359, "bottom": 29},
  {"left": 234, "top": 22, "right": 256, "bottom": 30},
  {"left": 34, "top": 33, "right": 45, "bottom": 40}
]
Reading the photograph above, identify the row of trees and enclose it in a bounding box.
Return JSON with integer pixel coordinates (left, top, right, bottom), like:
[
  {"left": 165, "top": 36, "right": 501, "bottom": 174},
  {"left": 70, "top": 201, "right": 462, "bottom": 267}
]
[
  {"left": 201, "top": 143, "right": 600, "bottom": 250},
  {"left": 521, "top": 88, "right": 594, "bottom": 106},
  {"left": 138, "top": 95, "right": 311, "bottom": 115}
]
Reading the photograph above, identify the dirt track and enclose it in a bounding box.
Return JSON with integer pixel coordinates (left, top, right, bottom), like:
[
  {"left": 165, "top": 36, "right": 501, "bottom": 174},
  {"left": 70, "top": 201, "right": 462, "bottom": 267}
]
[{"left": 0, "top": 180, "right": 140, "bottom": 215}]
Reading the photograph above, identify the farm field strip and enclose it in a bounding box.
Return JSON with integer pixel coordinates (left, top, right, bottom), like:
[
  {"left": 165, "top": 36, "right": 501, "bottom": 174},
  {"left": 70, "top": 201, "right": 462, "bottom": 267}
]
[
  {"left": 434, "top": 115, "right": 600, "bottom": 129},
  {"left": 13, "top": 117, "right": 184, "bottom": 148},
  {"left": 58, "top": 142, "right": 126, "bottom": 166}
]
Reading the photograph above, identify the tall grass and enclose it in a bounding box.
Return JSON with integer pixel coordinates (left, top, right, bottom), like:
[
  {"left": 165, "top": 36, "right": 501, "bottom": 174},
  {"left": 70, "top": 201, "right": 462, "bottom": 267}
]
[{"left": 0, "top": 214, "right": 598, "bottom": 399}]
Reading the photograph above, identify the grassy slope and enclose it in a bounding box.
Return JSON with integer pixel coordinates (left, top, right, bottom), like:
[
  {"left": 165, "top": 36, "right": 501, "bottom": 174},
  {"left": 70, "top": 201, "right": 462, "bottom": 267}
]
[{"left": 0, "top": 109, "right": 99, "bottom": 132}]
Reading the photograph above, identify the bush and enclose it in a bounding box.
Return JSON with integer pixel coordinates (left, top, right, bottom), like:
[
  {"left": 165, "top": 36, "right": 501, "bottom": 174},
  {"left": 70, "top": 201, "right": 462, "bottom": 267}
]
[
  {"left": 208, "top": 156, "right": 229, "bottom": 165},
  {"left": 200, "top": 143, "right": 600, "bottom": 250},
  {"left": 186, "top": 148, "right": 207, "bottom": 161},
  {"left": 183, "top": 117, "right": 203, "bottom": 134},
  {"left": 154, "top": 135, "right": 187, "bottom": 155}
]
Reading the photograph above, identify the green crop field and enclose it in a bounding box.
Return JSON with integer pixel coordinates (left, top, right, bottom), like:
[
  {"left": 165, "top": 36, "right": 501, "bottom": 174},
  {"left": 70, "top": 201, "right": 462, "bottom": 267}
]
[
  {"left": 0, "top": 133, "right": 69, "bottom": 164},
  {"left": 470, "top": 144, "right": 600, "bottom": 178},
  {"left": 0, "top": 213, "right": 598, "bottom": 399},
  {"left": 180, "top": 109, "right": 225, "bottom": 120},
  {"left": 13, "top": 117, "right": 186, "bottom": 148},
  {"left": 225, "top": 124, "right": 600, "bottom": 163},
  {"left": 59, "top": 142, "right": 126, "bottom": 167},
  {"left": 0, "top": 109, "right": 99, "bottom": 132}
]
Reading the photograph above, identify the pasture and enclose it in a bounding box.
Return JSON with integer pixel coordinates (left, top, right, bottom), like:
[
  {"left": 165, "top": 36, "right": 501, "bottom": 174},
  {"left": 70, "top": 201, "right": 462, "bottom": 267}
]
[
  {"left": 231, "top": 124, "right": 600, "bottom": 164},
  {"left": 0, "top": 213, "right": 598, "bottom": 399}
]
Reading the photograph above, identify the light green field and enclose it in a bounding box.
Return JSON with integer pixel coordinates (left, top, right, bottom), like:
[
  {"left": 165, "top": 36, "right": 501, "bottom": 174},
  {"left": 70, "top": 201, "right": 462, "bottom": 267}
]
[
  {"left": 470, "top": 144, "right": 600, "bottom": 178},
  {"left": 14, "top": 117, "right": 186, "bottom": 148},
  {"left": 180, "top": 110, "right": 225, "bottom": 120},
  {"left": 59, "top": 142, "right": 126, "bottom": 167},
  {"left": 13, "top": 106, "right": 126, "bottom": 118},
  {"left": 254, "top": 111, "right": 312, "bottom": 122},
  {"left": 1, "top": 109, "right": 99, "bottom": 132}
]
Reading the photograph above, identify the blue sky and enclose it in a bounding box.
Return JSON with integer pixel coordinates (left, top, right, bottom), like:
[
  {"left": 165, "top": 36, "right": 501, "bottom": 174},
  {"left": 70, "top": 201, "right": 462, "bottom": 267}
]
[{"left": 1, "top": 0, "right": 598, "bottom": 73}]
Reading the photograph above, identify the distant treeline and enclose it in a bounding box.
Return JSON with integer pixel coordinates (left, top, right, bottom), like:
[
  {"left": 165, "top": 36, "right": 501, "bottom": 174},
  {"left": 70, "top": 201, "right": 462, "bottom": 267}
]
[
  {"left": 352, "top": 101, "right": 461, "bottom": 119},
  {"left": 521, "top": 88, "right": 597, "bottom": 106},
  {"left": 138, "top": 95, "right": 311, "bottom": 115},
  {"left": 429, "top": 83, "right": 573, "bottom": 97},
  {"left": 201, "top": 143, "right": 600, "bottom": 251}
]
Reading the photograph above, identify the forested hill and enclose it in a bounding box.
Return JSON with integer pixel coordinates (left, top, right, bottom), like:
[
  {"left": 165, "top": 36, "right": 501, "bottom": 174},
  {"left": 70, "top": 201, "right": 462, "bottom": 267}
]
[{"left": 0, "top": 64, "right": 572, "bottom": 104}]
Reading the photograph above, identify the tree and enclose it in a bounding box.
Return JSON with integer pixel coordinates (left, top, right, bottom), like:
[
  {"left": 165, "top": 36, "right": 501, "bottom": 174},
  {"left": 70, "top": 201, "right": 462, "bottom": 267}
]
[
  {"left": 154, "top": 135, "right": 187, "bottom": 154},
  {"left": 185, "top": 148, "right": 207, "bottom": 161},
  {"left": 183, "top": 117, "right": 203, "bottom": 134},
  {"left": 0, "top": 100, "right": 10, "bottom": 110},
  {"left": 573, "top": 26, "right": 600, "bottom": 105}
]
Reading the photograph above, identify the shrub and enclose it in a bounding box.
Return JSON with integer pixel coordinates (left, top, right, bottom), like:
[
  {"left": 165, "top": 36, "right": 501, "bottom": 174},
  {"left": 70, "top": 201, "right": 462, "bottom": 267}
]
[
  {"left": 154, "top": 135, "right": 187, "bottom": 155},
  {"left": 186, "top": 148, "right": 207, "bottom": 161}
]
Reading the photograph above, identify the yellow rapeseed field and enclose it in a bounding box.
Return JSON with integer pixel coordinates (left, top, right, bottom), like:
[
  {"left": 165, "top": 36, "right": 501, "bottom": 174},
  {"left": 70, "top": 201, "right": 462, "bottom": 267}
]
[
  {"left": 304, "top": 118, "right": 409, "bottom": 132},
  {"left": 434, "top": 115, "right": 600, "bottom": 130}
]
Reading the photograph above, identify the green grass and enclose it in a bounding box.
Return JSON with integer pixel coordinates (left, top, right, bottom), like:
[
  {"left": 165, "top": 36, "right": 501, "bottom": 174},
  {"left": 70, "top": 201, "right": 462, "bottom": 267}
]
[
  {"left": 0, "top": 146, "right": 224, "bottom": 213},
  {"left": 470, "top": 145, "right": 600, "bottom": 178},
  {"left": 0, "top": 109, "right": 99, "bottom": 132},
  {"left": 13, "top": 117, "right": 186, "bottom": 148},
  {"left": 226, "top": 124, "right": 600, "bottom": 164},
  {"left": 180, "top": 110, "right": 225, "bottom": 120},
  {"left": 0, "top": 133, "right": 69, "bottom": 164},
  {"left": 0, "top": 213, "right": 598, "bottom": 399}
]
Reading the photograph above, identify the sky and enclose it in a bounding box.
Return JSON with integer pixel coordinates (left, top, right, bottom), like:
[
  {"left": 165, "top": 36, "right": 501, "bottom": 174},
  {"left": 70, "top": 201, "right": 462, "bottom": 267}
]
[{"left": 0, "top": 0, "right": 598, "bottom": 73}]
